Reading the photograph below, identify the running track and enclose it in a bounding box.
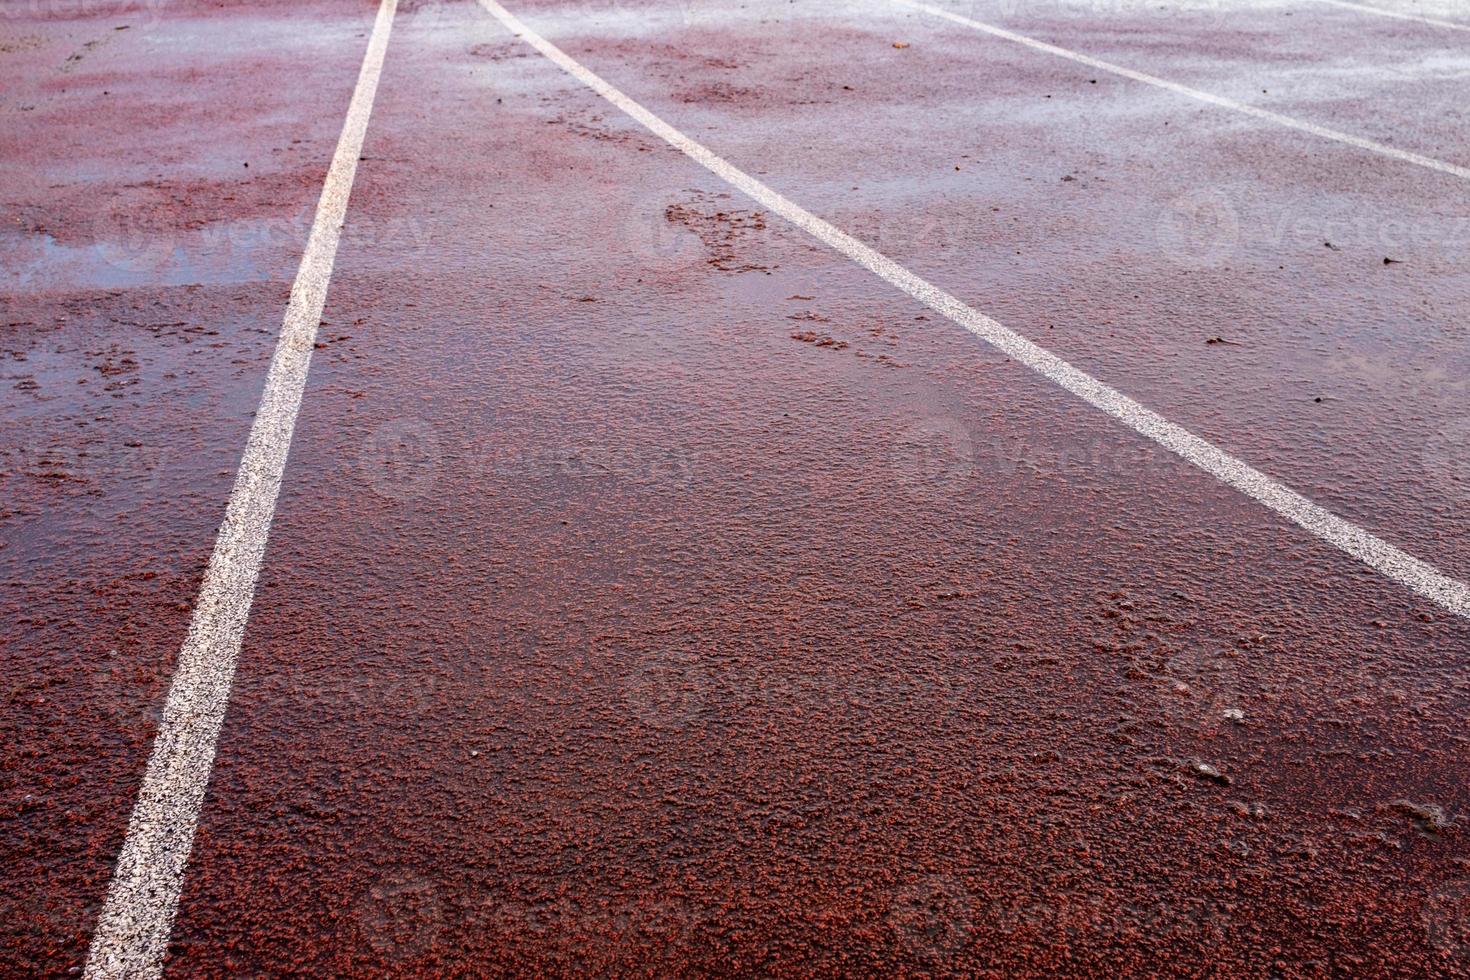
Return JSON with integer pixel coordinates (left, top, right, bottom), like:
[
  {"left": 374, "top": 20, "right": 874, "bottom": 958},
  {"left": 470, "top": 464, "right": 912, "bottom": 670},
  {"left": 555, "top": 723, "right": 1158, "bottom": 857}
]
[{"left": 2, "top": 0, "right": 1469, "bottom": 975}]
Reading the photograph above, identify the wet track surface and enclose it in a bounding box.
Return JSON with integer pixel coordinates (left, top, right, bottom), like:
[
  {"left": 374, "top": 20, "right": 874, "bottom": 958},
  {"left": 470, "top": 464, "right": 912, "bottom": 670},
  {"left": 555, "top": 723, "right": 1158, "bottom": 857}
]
[{"left": 3, "top": 0, "right": 1470, "bottom": 975}]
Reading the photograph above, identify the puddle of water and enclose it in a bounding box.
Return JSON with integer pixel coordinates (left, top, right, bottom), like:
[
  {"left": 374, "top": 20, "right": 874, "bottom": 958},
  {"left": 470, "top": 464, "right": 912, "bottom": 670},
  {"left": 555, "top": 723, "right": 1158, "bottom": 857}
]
[{"left": 1, "top": 226, "right": 275, "bottom": 291}]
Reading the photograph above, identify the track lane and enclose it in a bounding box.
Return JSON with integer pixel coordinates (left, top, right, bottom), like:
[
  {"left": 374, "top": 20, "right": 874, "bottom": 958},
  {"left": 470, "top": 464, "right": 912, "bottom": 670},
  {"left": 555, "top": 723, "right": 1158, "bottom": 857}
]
[
  {"left": 0, "top": 2, "right": 401, "bottom": 974},
  {"left": 519, "top": 0, "right": 1470, "bottom": 581},
  {"left": 153, "top": 1, "right": 1470, "bottom": 974},
  {"left": 898, "top": 0, "right": 1470, "bottom": 180},
  {"left": 83, "top": 2, "right": 398, "bottom": 975}
]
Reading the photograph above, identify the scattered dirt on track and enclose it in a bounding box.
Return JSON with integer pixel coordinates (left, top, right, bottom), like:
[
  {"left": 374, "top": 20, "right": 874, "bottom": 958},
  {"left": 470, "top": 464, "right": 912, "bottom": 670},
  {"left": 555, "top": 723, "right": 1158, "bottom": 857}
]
[{"left": 665, "top": 194, "right": 772, "bottom": 272}]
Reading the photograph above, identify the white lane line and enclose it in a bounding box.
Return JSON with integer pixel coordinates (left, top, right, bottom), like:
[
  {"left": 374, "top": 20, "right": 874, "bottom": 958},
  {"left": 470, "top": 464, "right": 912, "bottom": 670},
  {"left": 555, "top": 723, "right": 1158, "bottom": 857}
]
[
  {"left": 892, "top": 0, "right": 1470, "bottom": 182},
  {"left": 1309, "top": 0, "right": 1470, "bottom": 33},
  {"left": 475, "top": 0, "right": 1470, "bottom": 619},
  {"left": 84, "top": 1, "right": 398, "bottom": 976}
]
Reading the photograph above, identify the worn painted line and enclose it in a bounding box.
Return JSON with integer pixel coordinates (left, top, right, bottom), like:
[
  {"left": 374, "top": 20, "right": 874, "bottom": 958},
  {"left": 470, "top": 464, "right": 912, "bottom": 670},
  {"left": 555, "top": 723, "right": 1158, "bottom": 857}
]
[
  {"left": 895, "top": 0, "right": 1470, "bottom": 181},
  {"left": 1310, "top": 0, "right": 1470, "bottom": 33}
]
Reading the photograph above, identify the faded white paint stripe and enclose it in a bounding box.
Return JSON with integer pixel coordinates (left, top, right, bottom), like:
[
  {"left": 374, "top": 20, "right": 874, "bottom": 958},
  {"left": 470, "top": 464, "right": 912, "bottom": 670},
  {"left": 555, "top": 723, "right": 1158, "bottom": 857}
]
[
  {"left": 1310, "top": 0, "right": 1470, "bottom": 33},
  {"left": 894, "top": 0, "right": 1470, "bottom": 182},
  {"left": 475, "top": 0, "right": 1470, "bottom": 619},
  {"left": 84, "top": 2, "right": 398, "bottom": 977}
]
